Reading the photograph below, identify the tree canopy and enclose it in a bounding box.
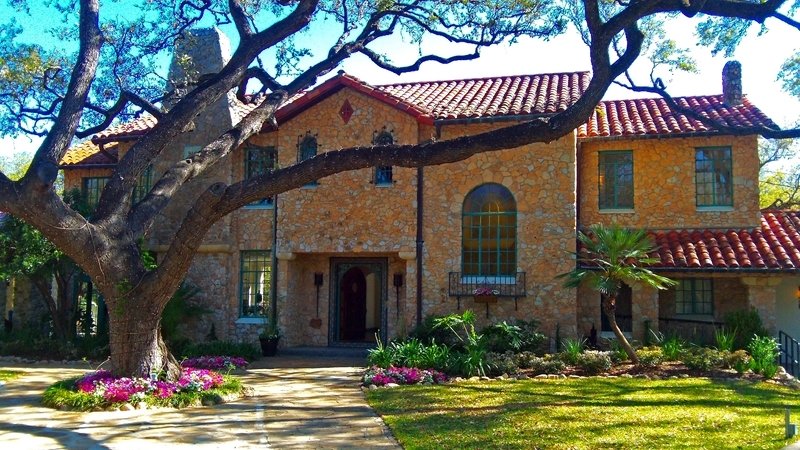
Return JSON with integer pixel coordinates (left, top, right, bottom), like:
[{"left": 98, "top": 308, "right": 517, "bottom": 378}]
[{"left": 0, "top": 0, "right": 798, "bottom": 377}]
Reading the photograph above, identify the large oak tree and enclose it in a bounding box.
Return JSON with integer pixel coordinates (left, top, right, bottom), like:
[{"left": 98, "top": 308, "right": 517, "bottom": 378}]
[{"left": 0, "top": 0, "right": 799, "bottom": 378}]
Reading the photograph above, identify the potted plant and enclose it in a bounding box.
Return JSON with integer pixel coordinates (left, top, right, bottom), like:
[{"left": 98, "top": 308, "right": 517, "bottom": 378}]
[
  {"left": 473, "top": 285, "right": 499, "bottom": 304},
  {"left": 259, "top": 321, "right": 281, "bottom": 357}
]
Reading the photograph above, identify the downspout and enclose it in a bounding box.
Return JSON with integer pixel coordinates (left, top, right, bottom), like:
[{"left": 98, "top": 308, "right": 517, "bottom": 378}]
[
  {"left": 270, "top": 195, "right": 279, "bottom": 325},
  {"left": 416, "top": 166, "right": 424, "bottom": 328}
]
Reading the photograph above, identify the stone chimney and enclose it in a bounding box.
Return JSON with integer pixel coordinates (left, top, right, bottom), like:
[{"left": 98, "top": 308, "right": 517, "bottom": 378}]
[{"left": 722, "top": 60, "right": 742, "bottom": 106}]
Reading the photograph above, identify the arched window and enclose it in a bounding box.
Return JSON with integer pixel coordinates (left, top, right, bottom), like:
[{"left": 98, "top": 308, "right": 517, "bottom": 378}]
[
  {"left": 373, "top": 130, "right": 394, "bottom": 185},
  {"left": 462, "top": 183, "right": 516, "bottom": 277},
  {"left": 298, "top": 133, "right": 318, "bottom": 186}
]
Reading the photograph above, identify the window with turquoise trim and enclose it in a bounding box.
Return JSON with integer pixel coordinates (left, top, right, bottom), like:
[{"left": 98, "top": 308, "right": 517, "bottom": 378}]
[
  {"left": 245, "top": 145, "right": 277, "bottom": 206},
  {"left": 373, "top": 130, "right": 393, "bottom": 185},
  {"left": 598, "top": 151, "right": 633, "bottom": 209},
  {"left": 82, "top": 177, "right": 109, "bottom": 210},
  {"left": 132, "top": 166, "right": 153, "bottom": 204},
  {"left": 462, "top": 183, "right": 516, "bottom": 276},
  {"left": 695, "top": 147, "right": 732, "bottom": 207},
  {"left": 298, "top": 134, "right": 318, "bottom": 187},
  {"left": 675, "top": 278, "right": 713, "bottom": 315},
  {"left": 240, "top": 251, "right": 271, "bottom": 318}
]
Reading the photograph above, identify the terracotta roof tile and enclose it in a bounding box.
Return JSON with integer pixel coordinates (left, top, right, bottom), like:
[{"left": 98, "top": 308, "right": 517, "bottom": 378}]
[
  {"left": 60, "top": 140, "right": 119, "bottom": 166},
  {"left": 578, "top": 95, "right": 778, "bottom": 139},
  {"left": 619, "top": 211, "right": 800, "bottom": 271},
  {"left": 376, "top": 72, "right": 590, "bottom": 119}
]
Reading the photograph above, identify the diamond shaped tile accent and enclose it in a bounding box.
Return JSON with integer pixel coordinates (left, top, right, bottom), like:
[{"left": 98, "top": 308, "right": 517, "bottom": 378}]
[{"left": 339, "top": 99, "right": 354, "bottom": 124}]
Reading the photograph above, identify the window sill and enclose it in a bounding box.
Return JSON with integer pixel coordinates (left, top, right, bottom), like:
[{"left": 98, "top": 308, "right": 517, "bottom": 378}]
[
  {"left": 374, "top": 183, "right": 394, "bottom": 188},
  {"left": 696, "top": 206, "right": 733, "bottom": 212},
  {"left": 599, "top": 208, "right": 635, "bottom": 214},
  {"left": 672, "top": 314, "right": 715, "bottom": 321},
  {"left": 243, "top": 204, "right": 274, "bottom": 210},
  {"left": 236, "top": 317, "right": 268, "bottom": 325}
]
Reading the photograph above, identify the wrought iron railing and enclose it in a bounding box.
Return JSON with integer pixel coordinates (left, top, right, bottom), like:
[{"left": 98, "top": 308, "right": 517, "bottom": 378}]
[
  {"left": 779, "top": 330, "right": 800, "bottom": 377},
  {"left": 448, "top": 272, "right": 526, "bottom": 312},
  {"left": 658, "top": 317, "right": 723, "bottom": 347}
]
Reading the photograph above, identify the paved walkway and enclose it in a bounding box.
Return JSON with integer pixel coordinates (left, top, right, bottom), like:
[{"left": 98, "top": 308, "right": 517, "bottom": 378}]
[{"left": 0, "top": 356, "right": 400, "bottom": 449}]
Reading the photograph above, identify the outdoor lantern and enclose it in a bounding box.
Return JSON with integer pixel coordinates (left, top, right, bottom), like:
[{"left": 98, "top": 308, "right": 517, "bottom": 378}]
[{"left": 795, "top": 285, "right": 800, "bottom": 309}]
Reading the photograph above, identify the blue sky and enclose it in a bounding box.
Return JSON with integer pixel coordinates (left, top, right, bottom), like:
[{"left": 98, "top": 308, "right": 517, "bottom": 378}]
[{"left": 1, "top": 4, "right": 798, "bottom": 158}]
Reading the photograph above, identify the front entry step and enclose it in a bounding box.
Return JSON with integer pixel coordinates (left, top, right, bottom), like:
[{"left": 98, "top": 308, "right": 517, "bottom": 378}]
[{"left": 281, "top": 346, "right": 370, "bottom": 359}]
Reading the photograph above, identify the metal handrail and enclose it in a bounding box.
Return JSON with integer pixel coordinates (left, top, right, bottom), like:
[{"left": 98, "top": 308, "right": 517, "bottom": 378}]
[{"left": 779, "top": 330, "right": 800, "bottom": 377}]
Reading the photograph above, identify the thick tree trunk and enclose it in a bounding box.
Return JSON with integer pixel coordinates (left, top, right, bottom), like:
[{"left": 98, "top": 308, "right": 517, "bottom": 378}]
[
  {"left": 107, "top": 298, "right": 180, "bottom": 379},
  {"left": 602, "top": 294, "right": 639, "bottom": 365}
]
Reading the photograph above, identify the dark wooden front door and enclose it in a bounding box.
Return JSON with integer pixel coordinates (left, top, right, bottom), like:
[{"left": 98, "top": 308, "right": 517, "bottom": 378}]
[{"left": 340, "top": 267, "right": 367, "bottom": 341}]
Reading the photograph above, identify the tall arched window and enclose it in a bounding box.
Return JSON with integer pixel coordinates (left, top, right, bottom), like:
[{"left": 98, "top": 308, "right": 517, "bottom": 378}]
[
  {"left": 462, "top": 183, "right": 516, "bottom": 277},
  {"left": 298, "top": 133, "right": 318, "bottom": 186}
]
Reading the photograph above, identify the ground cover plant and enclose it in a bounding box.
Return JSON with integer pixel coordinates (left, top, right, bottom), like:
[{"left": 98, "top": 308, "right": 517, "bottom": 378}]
[
  {"left": 367, "top": 377, "right": 800, "bottom": 449},
  {"left": 0, "top": 369, "right": 24, "bottom": 382},
  {"left": 42, "top": 358, "right": 245, "bottom": 410}
]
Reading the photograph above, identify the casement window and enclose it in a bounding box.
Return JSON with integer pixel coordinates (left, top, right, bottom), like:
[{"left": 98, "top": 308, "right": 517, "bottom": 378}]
[
  {"left": 462, "top": 183, "right": 517, "bottom": 277},
  {"left": 82, "top": 177, "right": 110, "bottom": 210},
  {"left": 598, "top": 151, "right": 633, "bottom": 210},
  {"left": 675, "top": 278, "right": 714, "bottom": 315},
  {"left": 132, "top": 166, "right": 153, "bottom": 204},
  {"left": 373, "top": 130, "right": 394, "bottom": 186},
  {"left": 298, "top": 134, "right": 318, "bottom": 187},
  {"left": 244, "top": 145, "right": 277, "bottom": 207},
  {"left": 695, "top": 147, "right": 733, "bottom": 207},
  {"left": 239, "top": 251, "right": 271, "bottom": 318}
]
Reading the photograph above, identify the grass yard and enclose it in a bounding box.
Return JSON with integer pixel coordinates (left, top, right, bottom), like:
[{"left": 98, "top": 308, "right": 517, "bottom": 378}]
[
  {"left": 367, "top": 377, "right": 800, "bottom": 449},
  {"left": 0, "top": 370, "right": 24, "bottom": 382}
]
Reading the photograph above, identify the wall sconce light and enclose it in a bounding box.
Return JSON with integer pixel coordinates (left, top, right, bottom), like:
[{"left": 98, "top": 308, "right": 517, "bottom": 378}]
[
  {"left": 796, "top": 286, "right": 800, "bottom": 309},
  {"left": 314, "top": 273, "right": 324, "bottom": 287},
  {"left": 393, "top": 273, "right": 404, "bottom": 315}
]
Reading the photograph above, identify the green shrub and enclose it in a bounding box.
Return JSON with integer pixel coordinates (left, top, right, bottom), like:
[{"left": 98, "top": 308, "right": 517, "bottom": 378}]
[
  {"left": 725, "top": 309, "right": 769, "bottom": 350},
  {"left": 682, "top": 347, "right": 725, "bottom": 371},
  {"left": 748, "top": 336, "right": 780, "bottom": 379},
  {"left": 714, "top": 327, "right": 736, "bottom": 352},
  {"left": 367, "top": 336, "right": 394, "bottom": 368},
  {"left": 514, "top": 351, "right": 538, "bottom": 369},
  {"left": 180, "top": 341, "right": 260, "bottom": 361},
  {"left": 605, "top": 339, "right": 628, "bottom": 364},
  {"left": 433, "top": 311, "right": 489, "bottom": 377},
  {"left": 526, "top": 355, "right": 566, "bottom": 375},
  {"left": 575, "top": 351, "right": 612, "bottom": 375},
  {"left": 559, "top": 338, "right": 585, "bottom": 365},
  {"left": 726, "top": 349, "right": 752, "bottom": 374},
  {"left": 660, "top": 335, "right": 685, "bottom": 361},
  {"left": 637, "top": 346, "right": 664, "bottom": 368},
  {"left": 410, "top": 315, "right": 463, "bottom": 349},
  {"left": 486, "top": 351, "right": 519, "bottom": 376},
  {"left": 482, "top": 320, "right": 545, "bottom": 353}
]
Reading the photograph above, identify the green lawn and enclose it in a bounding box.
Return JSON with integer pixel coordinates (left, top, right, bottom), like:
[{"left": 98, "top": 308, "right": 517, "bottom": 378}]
[
  {"left": 0, "top": 370, "right": 24, "bottom": 382},
  {"left": 367, "top": 378, "right": 800, "bottom": 449}
]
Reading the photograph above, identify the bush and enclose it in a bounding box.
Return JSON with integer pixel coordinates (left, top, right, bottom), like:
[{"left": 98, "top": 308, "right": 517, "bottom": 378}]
[
  {"left": 559, "top": 338, "right": 585, "bottom": 365},
  {"left": 362, "top": 366, "right": 448, "bottom": 386},
  {"left": 636, "top": 346, "right": 664, "bottom": 368},
  {"left": 714, "top": 327, "right": 736, "bottom": 352},
  {"left": 682, "top": 347, "right": 725, "bottom": 371},
  {"left": 726, "top": 350, "right": 752, "bottom": 374},
  {"left": 180, "top": 341, "right": 260, "bottom": 361},
  {"left": 410, "top": 315, "right": 463, "bottom": 349},
  {"left": 575, "top": 351, "right": 612, "bottom": 375},
  {"left": 482, "top": 320, "right": 547, "bottom": 353},
  {"left": 485, "top": 351, "right": 519, "bottom": 376},
  {"left": 515, "top": 351, "right": 539, "bottom": 369},
  {"left": 725, "top": 309, "right": 769, "bottom": 350},
  {"left": 526, "top": 355, "right": 566, "bottom": 375},
  {"left": 604, "top": 339, "right": 628, "bottom": 364},
  {"left": 748, "top": 336, "right": 780, "bottom": 379}
]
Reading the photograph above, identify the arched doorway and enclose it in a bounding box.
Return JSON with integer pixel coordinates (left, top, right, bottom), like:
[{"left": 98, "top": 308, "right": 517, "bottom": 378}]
[{"left": 331, "top": 258, "right": 387, "bottom": 345}]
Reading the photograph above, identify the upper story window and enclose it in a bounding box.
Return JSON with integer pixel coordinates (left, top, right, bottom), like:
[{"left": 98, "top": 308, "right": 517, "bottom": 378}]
[
  {"left": 239, "top": 250, "right": 271, "bottom": 318},
  {"left": 82, "top": 177, "right": 110, "bottom": 210},
  {"left": 132, "top": 166, "right": 153, "bottom": 205},
  {"left": 695, "top": 147, "right": 732, "bottom": 207},
  {"left": 373, "top": 129, "right": 394, "bottom": 186},
  {"left": 462, "top": 183, "right": 516, "bottom": 277},
  {"left": 675, "top": 278, "right": 713, "bottom": 315},
  {"left": 598, "top": 151, "right": 633, "bottom": 209},
  {"left": 297, "top": 133, "right": 318, "bottom": 187},
  {"left": 245, "top": 145, "right": 277, "bottom": 207}
]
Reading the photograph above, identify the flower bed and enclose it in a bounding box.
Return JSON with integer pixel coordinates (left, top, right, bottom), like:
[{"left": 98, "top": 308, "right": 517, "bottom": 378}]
[
  {"left": 43, "top": 364, "right": 244, "bottom": 411},
  {"left": 363, "top": 366, "right": 448, "bottom": 387},
  {"left": 181, "top": 355, "right": 249, "bottom": 371}
]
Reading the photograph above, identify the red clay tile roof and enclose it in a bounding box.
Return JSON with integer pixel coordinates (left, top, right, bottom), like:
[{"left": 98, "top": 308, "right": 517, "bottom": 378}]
[
  {"left": 578, "top": 95, "right": 778, "bottom": 139},
  {"left": 92, "top": 114, "right": 157, "bottom": 143},
  {"left": 60, "top": 140, "right": 119, "bottom": 166},
  {"left": 377, "top": 72, "right": 590, "bottom": 120},
  {"left": 638, "top": 211, "right": 800, "bottom": 271}
]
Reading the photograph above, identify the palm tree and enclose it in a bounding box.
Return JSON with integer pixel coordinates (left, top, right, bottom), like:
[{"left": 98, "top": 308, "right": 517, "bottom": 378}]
[{"left": 559, "top": 224, "right": 676, "bottom": 365}]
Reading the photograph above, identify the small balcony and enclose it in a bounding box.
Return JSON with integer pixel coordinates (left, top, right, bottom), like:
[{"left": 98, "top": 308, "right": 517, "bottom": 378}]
[{"left": 448, "top": 272, "right": 527, "bottom": 311}]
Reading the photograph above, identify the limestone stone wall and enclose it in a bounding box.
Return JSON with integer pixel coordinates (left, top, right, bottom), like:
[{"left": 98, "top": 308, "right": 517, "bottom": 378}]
[
  {"left": 421, "top": 122, "right": 578, "bottom": 337},
  {"left": 62, "top": 167, "right": 114, "bottom": 192},
  {"left": 181, "top": 252, "right": 235, "bottom": 341},
  {"left": 578, "top": 135, "right": 760, "bottom": 229},
  {"left": 742, "top": 276, "right": 780, "bottom": 333}
]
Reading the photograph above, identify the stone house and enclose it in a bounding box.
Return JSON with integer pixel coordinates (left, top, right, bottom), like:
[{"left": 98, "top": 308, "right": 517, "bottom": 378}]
[{"left": 58, "top": 29, "right": 800, "bottom": 350}]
